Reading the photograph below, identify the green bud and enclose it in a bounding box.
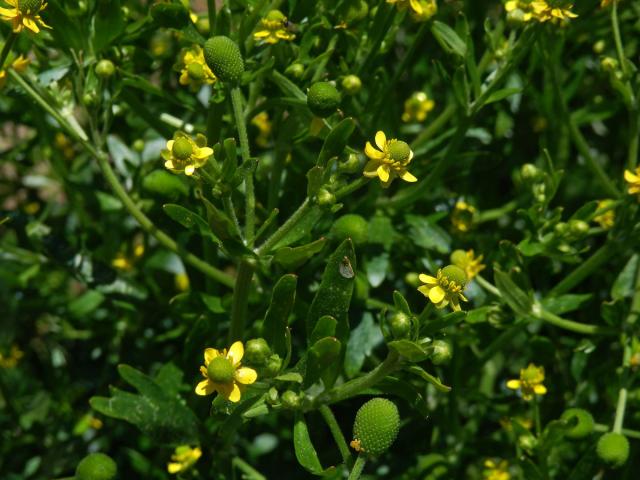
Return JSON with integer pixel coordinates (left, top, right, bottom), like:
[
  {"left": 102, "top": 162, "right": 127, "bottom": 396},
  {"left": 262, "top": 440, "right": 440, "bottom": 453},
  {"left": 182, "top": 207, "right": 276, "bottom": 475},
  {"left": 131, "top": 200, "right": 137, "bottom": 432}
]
[
  {"left": 316, "top": 188, "right": 336, "bottom": 208},
  {"left": 75, "top": 453, "right": 117, "bottom": 480},
  {"left": 341, "top": 75, "right": 362, "bottom": 95},
  {"left": 266, "top": 387, "right": 279, "bottom": 405},
  {"left": 352, "top": 398, "right": 400, "bottom": 456},
  {"left": 521, "top": 163, "right": 541, "bottom": 181},
  {"left": 596, "top": 432, "right": 629, "bottom": 468},
  {"left": 593, "top": 40, "right": 605, "bottom": 54},
  {"left": 389, "top": 312, "right": 411, "bottom": 339},
  {"left": 441, "top": 265, "right": 467, "bottom": 288},
  {"left": 132, "top": 139, "right": 145, "bottom": 153},
  {"left": 244, "top": 338, "right": 272, "bottom": 366},
  {"left": 82, "top": 91, "right": 98, "bottom": 107},
  {"left": 307, "top": 82, "right": 341, "bottom": 118},
  {"left": 554, "top": 222, "right": 568, "bottom": 236},
  {"left": 569, "top": 219, "right": 589, "bottom": 237},
  {"left": 142, "top": 170, "right": 188, "bottom": 199},
  {"left": 450, "top": 249, "right": 468, "bottom": 267},
  {"left": 150, "top": 3, "right": 190, "bottom": 29},
  {"left": 518, "top": 432, "right": 537, "bottom": 452},
  {"left": 196, "top": 17, "right": 210, "bottom": 36},
  {"left": 404, "top": 272, "right": 420, "bottom": 288},
  {"left": 285, "top": 63, "right": 305, "bottom": 79},
  {"left": 560, "top": 408, "right": 594, "bottom": 440},
  {"left": 204, "top": 36, "right": 245, "bottom": 84},
  {"left": 330, "top": 214, "right": 368, "bottom": 245},
  {"left": 264, "top": 354, "right": 282, "bottom": 377},
  {"left": 281, "top": 390, "right": 301, "bottom": 409},
  {"left": 338, "top": 153, "right": 360, "bottom": 173},
  {"left": 95, "top": 59, "right": 115, "bottom": 78},
  {"left": 431, "top": 340, "right": 452, "bottom": 365}
]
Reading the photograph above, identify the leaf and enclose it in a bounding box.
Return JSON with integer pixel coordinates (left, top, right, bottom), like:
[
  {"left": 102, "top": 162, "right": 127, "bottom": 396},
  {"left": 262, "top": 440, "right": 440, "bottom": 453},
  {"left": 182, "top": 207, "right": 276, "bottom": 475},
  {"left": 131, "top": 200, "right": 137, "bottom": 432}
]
[
  {"left": 309, "top": 315, "right": 337, "bottom": 345},
  {"left": 567, "top": 445, "right": 599, "bottom": 480},
  {"left": 90, "top": 364, "right": 199, "bottom": 446},
  {"left": 274, "top": 372, "right": 303, "bottom": 383},
  {"left": 406, "top": 215, "right": 451, "bottom": 254},
  {"left": 345, "top": 313, "right": 384, "bottom": 377},
  {"left": 494, "top": 268, "right": 533, "bottom": 317},
  {"left": 483, "top": 88, "right": 522, "bottom": 105},
  {"left": 44, "top": 3, "right": 87, "bottom": 52},
  {"left": 368, "top": 215, "right": 395, "bottom": 249},
  {"left": 163, "top": 204, "right": 218, "bottom": 243},
  {"left": 68, "top": 290, "right": 105, "bottom": 318},
  {"left": 393, "top": 291, "right": 412, "bottom": 316},
  {"left": 271, "top": 71, "right": 307, "bottom": 100},
  {"left": 93, "top": 0, "right": 125, "bottom": 53},
  {"left": 541, "top": 294, "right": 592, "bottom": 315},
  {"left": 317, "top": 118, "right": 356, "bottom": 167},
  {"left": 421, "top": 311, "right": 466, "bottom": 335},
  {"left": 262, "top": 274, "right": 297, "bottom": 357},
  {"left": 431, "top": 21, "right": 467, "bottom": 58},
  {"left": 366, "top": 253, "right": 389, "bottom": 288},
  {"left": 293, "top": 414, "right": 334, "bottom": 476},
  {"left": 272, "top": 205, "right": 324, "bottom": 250},
  {"left": 273, "top": 238, "right": 327, "bottom": 270},
  {"left": 611, "top": 254, "right": 639, "bottom": 300},
  {"left": 305, "top": 337, "right": 341, "bottom": 387},
  {"left": 407, "top": 366, "right": 452, "bottom": 393},
  {"left": 387, "top": 340, "right": 430, "bottom": 362},
  {"left": 306, "top": 166, "right": 324, "bottom": 197}
]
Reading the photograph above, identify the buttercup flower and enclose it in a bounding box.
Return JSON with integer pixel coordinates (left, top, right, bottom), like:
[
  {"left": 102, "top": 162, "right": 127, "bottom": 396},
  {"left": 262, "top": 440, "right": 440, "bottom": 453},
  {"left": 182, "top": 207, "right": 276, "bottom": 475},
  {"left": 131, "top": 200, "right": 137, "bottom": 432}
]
[
  {"left": 178, "top": 45, "right": 217, "bottom": 89},
  {"left": 363, "top": 131, "right": 417, "bottom": 187},
  {"left": 483, "top": 459, "right": 510, "bottom": 480},
  {"left": 0, "top": 344, "right": 24, "bottom": 368},
  {"left": 0, "top": 0, "right": 51, "bottom": 33},
  {"left": 593, "top": 199, "right": 615, "bottom": 229},
  {"left": 624, "top": 166, "right": 640, "bottom": 198},
  {"left": 451, "top": 201, "right": 476, "bottom": 233},
  {"left": 506, "top": 363, "right": 547, "bottom": 401},
  {"left": 162, "top": 132, "right": 213, "bottom": 176},
  {"left": 387, "top": 0, "right": 437, "bottom": 21},
  {"left": 167, "top": 445, "right": 202, "bottom": 474},
  {"left": 195, "top": 341, "right": 258, "bottom": 402},
  {"left": 418, "top": 265, "right": 468, "bottom": 311},
  {"left": 505, "top": 0, "right": 577, "bottom": 23},
  {"left": 0, "top": 54, "right": 29, "bottom": 89},
  {"left": 402, "top": 91, "right": 435, "bottom": 123},
  {"left": 450, "top": 249, "right": 485, "bottom": 281},
  {"left": 251, "top": 111, "right": 272, "bottom": 148},
  {"left": 253, "top": 10, "right": 295, "bottom": 44}
]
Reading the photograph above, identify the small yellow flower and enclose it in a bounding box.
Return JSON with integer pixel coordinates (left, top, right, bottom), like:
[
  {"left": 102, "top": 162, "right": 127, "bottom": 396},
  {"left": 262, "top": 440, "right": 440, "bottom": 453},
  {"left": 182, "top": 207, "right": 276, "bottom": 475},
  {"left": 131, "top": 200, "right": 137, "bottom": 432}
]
[
  {"left": 451, "top": 201, "right": 476, "bottom": 233},
  {"left": 112, "top": 238, "right": 145, "bottom": 271},
  {"left": 178, "top": 45, "right": 217, "bottom": 89},
  {"left": 483, "top": 459, "right": 510, "bottom": 480},
  {"left": 195, "top": 341, "right": 258, "bottom": 402},
  {"left": 387, "top": 0, "right": 436, "bottom": 21},
  {"left": 418, "top": 265, "right": 468, "bottom": 311},
  {"left": 450, "top": 249, "right": 485, "bottom": 281},
  {"left": 175, "top": 272, "right": 190, "bottom": 292},
  {"left": 253, "top": 10, "right": 295, "bottom": 44},
  {"left": 167, "top": 445, "right": 202, "bottom": 474},
  {"left": 402, "top": 91, "right": 435, "bottom": 123},
  {"left": 0, "top": 0, "right": 51, "bottom": 33},
  {"left": 0, "top": 344, "right": 24, "bottom": 369},
  {"left": 251, "top": 111, "right": 272, "bottom": 148},
  {"left": 0, "top": 54, "right": 30, "bottom": 89},
  {"left": 363, "top": 131, "right": 418, "bottom": 187},
  {"left": 506, "top": 363, "right": 547, "bottom": 401},
  {"left": 505, "top": 0, "right": 577, "bottom": 23},
  {"left": 162, "top": 131, "right": 213, "bottom": 176},
  {"left": 624, "top": 166, "right": 640, "bottom": 198},
  {"left": 593, "top": 199, "right": 616, "bottom": 229}
]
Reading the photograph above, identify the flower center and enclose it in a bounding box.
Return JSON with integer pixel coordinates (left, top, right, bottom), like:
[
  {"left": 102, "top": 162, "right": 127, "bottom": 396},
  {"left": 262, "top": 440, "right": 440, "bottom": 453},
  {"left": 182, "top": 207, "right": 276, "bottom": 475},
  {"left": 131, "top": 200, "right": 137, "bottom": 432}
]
[
  {"left": 18, "top": 0, "right": 42, "bottom": 14},
  {"left": 207, "top": 356, "right": 235, "bottom": 384},
  {"left": 263, "top": 9, "right": 287, "bottom": 29},
  {"left": 172, "top": 137, "right": 193, "bottom": 160},
  {"left": 187, "top": 62, "right": 205, "bottom": 80},
  {"left": 440, "top": 265, "right": 467, "bottom": 290},
  {"left": 387, "top": 140, "right": 411, "bottom": 164}
]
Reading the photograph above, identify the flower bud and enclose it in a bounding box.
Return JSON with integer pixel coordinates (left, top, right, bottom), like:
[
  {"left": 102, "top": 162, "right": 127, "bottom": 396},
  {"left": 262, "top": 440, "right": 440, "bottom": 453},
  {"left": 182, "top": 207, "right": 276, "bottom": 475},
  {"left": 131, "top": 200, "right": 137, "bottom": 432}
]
[
  {"left": 341, "top": 75, "right": 362, "bottom": 95},
  {"left": 132, "top": 139, "right": 145, "bottom": 153},
  {"left": 338, "top": 153, "right": 360, "bottom": 173},
  {"left": 75, "top": 453, "right": 117, "bottom": 480},
  {"left": 596, "top": 432, "right": 629, "bottom": 468},
  {"left": 95, "top": 59, "right": 115, "bottom": 78},
  {"left": 204, "top": 36, "right": 245, "bottom": 84},
  {"left": 281, "top": 390, "right": 301, "bottom": 409},
  {"left": 389, "top": 312, "right": 411, "bottom": 339},
  {"left": 264, "top": 354, "right": 282, "bottom": 377},
  {"left": 352, "top": 398, "right": 400, "bottom": 456},
  {"left": 244, "top": 338, "right": 272, "bottom": 366},
  {"left": 568, "top": 219, "right": 589, "bottom": 237},
  {"left": 593, "top": 40, "right": 605, "bottom": 54},
  {"left": 316, "top": 188, "right": 336, "bottom": 208},
  {"left": 404, "top": 272, "right": 420, "bottom": 288},
  {"left": 430, "top": 339, "right": 452, "bottom": 365},
  {"left": 285, "top": 63, "right": 305, "bottom": 79},
  {"left": 307, "top": 81, "right": 341, "bottom": 118},
  {"left": 330, "top": 214, "right": 368, "bottom": 245},
  {"left": 520, "top": 163, "right": 541, "bottom": 182},
  {"left": 560, "top": 408, "right": 594, "bottom": 440}
]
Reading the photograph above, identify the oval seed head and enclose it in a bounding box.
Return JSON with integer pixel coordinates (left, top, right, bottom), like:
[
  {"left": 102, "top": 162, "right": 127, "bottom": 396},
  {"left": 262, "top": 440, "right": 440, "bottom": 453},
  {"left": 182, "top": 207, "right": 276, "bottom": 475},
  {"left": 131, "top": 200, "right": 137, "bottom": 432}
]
[
  {"left": 95, "top": 59, "right": 115, "bottom": 78},
  {"left": 207, "top": 356, "right": 235, "bottom": 383},
  {"left": 265, "top": 9, "right": 287, "bottom": 22},
  {"left": 387, "top": 140, "right": 411, "bottom": 164},
  {"left": 204, "top": 36, "right": 245, "bottom": 84},
  {"left": 441, "top": 265, "right": 467, "bottom": 288},
  {"left": 307, "top": 82, "right": 341, "bottom": 118},
  {"left": 450, "top": 249, "right": 468, "bottom": 267},
  {"left": 560, "top": 408, "right": 594, "bottom": 440},
  {"left": 18, "top": 0, "right": 43, "bottom": 14},
  {"left": 352, "top": 398, "right": 400, "bottom": 456},
  {"left": 341, "top": 75, "right": 362, "bottom": 95},
  {"left": 75, "top": 453, "right": 117, "bottom": 480},
  {"left": 596, "top": 432, "right": 629, "bottom": 468},
  {"left": 172, "top": 137, "right": 193, "bottom": 160}
]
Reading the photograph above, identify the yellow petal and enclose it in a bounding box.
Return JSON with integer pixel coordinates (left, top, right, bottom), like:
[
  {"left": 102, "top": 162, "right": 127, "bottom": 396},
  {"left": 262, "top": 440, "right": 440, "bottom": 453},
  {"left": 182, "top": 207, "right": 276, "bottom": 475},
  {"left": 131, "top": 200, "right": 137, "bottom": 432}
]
[
  {"left": 200, "top": 366, "right": 208, "bottom": 377},
  {"left": 428, "top": 286, "right": 445, "bottom": 304},
  {"left": 194, "top": 146, "right": 213, "bottom": 159},
  {"left": 184, "top": 165, "right": 195, "bottom": 176},
  {"left": 374, "top": 131, "right": 387, "bottom": 150},
  {"left": 399, "top": 170, "right": 417, "bottom": 182},
  {"left": 410, "top": 0, "right": 423, "bottom": 14},
  {"left": 253, "top": 30, "right": 270, "bottom": 39},
  {"left": 235, "top": 367, "right": 257, "bottom": 385},
  {"left": 506, "top": 379, "right": 521, "bottom": 390},
  {"left": 419, "top": 274, "right": 438, "bottom": 284},
  {"left": 179, "top": 71, "right": 190, "bottom": 85},
  {"left": 534, "top": 384, "right": 547, "bottom": 395},
  {"left": 6, "top": 0, "right": 17, "bottom": 6},
  {"left": 227, "top": 383, "right": 242, "bottom": 402},
  {"left": 227, "top": 341, "right": 244, "bottom": 365},
  {"left": 23, "top": 17, "right": 39, "bottom": 33},
  {"left": 164, "top": 160, "right": 175, "bottom": 169},
  {"left": 0, "top": 7, "right": 16, "bottom": 16},
  {"left": 364, "top": 141, "right": 385, "bottom": 160},
  {"left": 204, "top": 348, "right": 219, "bottom": 365},
  {"left": 166, "top": 139, "right": 175, "bottom": 151},
  {"left": 377, "top": 164, "right": 390, "bottom": 182},
  {"left": 417, "top": 285, "right": 431, "bottom": 297},
  {"left": 167, "top": 462, "right": 183, "bottom": 474},
  {"left": 195, "top": 379, "right": 215, "bottom": 396}
]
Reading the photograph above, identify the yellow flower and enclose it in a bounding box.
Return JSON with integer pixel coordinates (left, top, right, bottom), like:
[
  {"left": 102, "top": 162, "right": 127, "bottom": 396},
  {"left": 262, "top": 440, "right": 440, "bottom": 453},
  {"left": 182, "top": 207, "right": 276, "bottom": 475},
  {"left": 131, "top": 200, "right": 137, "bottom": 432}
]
[
  {"left": 0, "top": 0, "right": 51, "bottom": 33},
  {"left": 112, "top": 237, "right": 145, "bottom": 271},
  {"left": 418, "top": 265, "right": 468, "bottom": 311},
  {"left": 506, "top": 363, "right": 547, "bottom": 401},
  {"left": 0, "top": 54, "right": 30, "bottom": 89},
  {"left": 363, "top": 131, "right": 418, "bottom": 187},
  {"left": 451, "top": 201, "right": 476, "bottom": 233},
  {"left": 162, "top": 131, "right": 213, "bottom": 176},
  {"left": 195, "top": 341, "right": 258, "bottom": 402},
  {"left": 251, "top": 111, "right": 272, "bottom": 148},
  {"left": 593, "top": 199, "right": 615, "bottom": 229},
  {"left": 450, "top": 249, "right": 485, "bottom": 281},
  {"left": 402, "top": 91, "right": 435, "bottom": 123},
  {"left": 624, "top": 166, "right": 640, "bottom": 198},
  {"left": 253, "top": 10, "right": 295, "bottom": 44},
  {"left": 0, "top": 344, "right": 24, "bottom": 369},
  {"left": 175, "top": 273, "right": 190, "bottom": 291},
  {"left": 505, "top": 0, "right": 577, "bottom": 23},
  {"left": 178, "top": 45, "right": 217, "bottom": 89},
  {"left": 387, "top": 0, "right": 436, "bottom": 21},
  {"left": 483, "top": 459, "right": 510, "bottom": 480},
  {"left": 167, "top": 445, "right": 202, "bottom": 474}
]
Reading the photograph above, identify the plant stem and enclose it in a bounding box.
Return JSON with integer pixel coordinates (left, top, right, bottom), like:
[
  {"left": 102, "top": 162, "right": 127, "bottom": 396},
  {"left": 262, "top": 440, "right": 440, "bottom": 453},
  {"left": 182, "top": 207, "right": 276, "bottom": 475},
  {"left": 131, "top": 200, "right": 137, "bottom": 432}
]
[
  {"left": 9, "top": 70, "right": 235, "bottom": 289},
  {"left": 611, "top": 2, "right": 629, "bottom": 79},
  {"left": 594, "top": 423, "right": 640, "bottom": 439},
  {"left": 222, "top": 194, "right": 244, "bottom": 241},
  {"left": 410, "top": 103, "right": 456, "bottom": 151},
  {"left": 232, "top": 457, "right": 266, "bottom": 480},
  {"left": 319, "top": 405, "right": 351, "bottom": 464},
  {"left": 475, "top": 275, "right": 501, "bottom": 298},
  {"left": 347, "top": 455, "right": 367, "bottom": 480},
  {"left": 535, "top": 305, "right": 614, "bottom": 336},
  {"left": 475, "top": 200, "right": 518, "bottom": 224},
  {"left": 335, "top": 177, "right": 370, "bottom": 200},
  {"left": 533, "top": 397, "right": 542, "bottom": 437},
  {"left": 0, "top": 31, "right": 17, "bottom": 70},
  {"left": 256, "top": 198, "right": 311, "bottom": 255},
  {"left": 207, "top": 0, "right": 217, "bottom": 35},
  {"left": 229, "top": 260, "right": 255, "bottom": 342}
]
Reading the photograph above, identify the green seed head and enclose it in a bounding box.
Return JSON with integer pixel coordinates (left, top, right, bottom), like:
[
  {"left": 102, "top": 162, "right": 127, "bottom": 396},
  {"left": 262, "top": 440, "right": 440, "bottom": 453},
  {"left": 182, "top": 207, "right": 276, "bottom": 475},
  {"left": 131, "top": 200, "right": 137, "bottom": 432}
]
[
  {"left": 307, "top": 82, "right": 341, "bottom": 118},
  {"left": 265, "top": 9, "right": 286, "bottom": 22},
  {"left": 18, "top": 0, "right": 43, "bottom": 14},
  {"left": 331, "top": 214, "right": 369, "bottom": 245},
  {"left": 560, "top": 408, "right": 594, "bottom": 440},
  {"left": 75, "top": 453, "right": 117, "bottom": 480},
  {"left": 597, "top": 432, "right": 629, "bottom": 468},
  {"left": 341, "top": 74, "right": 362, "bottom": 95},
  {"left": 187, "top": 62, "right": 205, "bottom": 80},
  {"left": 95, "top": 59, "right": 115, "bottom": 78},
  {"left": 172, "top": 137, "right": 193, "bottom": 160},
  {"left": 207, "top": 356, "right": 235, "bottom": 383},
  {"left": 204, "top": 36, "right": 245, "bottom": 84},
  {"left": 352, "top": 398, "right": 400, "bottom": 456},
  {"left": 450, "top": 249, "right": 468, "bottom": 267},
  {"left": 441, "top": 265, "right": 467, "bottom": 288},
  {"left": 387, "top": 140, "right": 411, "bottom": 163}
]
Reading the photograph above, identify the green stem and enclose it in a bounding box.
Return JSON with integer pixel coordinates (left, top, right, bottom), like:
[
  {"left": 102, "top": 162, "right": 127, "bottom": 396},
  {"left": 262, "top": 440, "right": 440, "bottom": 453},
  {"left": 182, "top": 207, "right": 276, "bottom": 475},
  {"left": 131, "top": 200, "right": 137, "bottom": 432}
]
[
  {"left": 549, "top": 242, "right": 618, "bottom": 296},
  {"left": 9, "top": 70, "right": 235, "bottom": 289},
  {"left": 256, "top": 198, "right": 311, "bottom": 255},
  {"left": 207, "top": 0, "right": 217, "bottom": 35},
  {"left": 533, "top": 397, "right": 541, "bottom": 437},
  {"left": 335, "top": 177, "right": 370, "bottom": 200},
  {"left": 410, "top": 103, "right": 456, "bottom": 151},
  {"left": 230, "top": 87, "right": 255, "bottom": 245},
  {"left": 310, "top": 35, "right": 338, "bottom": 83},
  {"left": 229, "top": 260, "right": 255, "bottom": 343},
  {"left": 222, "top": 194, "right": 244, "bottom": 241},
  {"left": 534, "top": 305, "right": 614, "bottom": 335},
  {"left": 611, "top": 2, "right": 629, "bottom": 79},
  {"left": 475, "top": 275, "right": 502, "bottom": 298},
  {"left": 0, "top": 31, "right": 17, "bottom": 70},
  {"left": 594, "top": 423, "right": 640, "bottom": 439},
  {"left": 319, "top": 405, "right": 352, "bottom": 464},
  {"left": 475, "top": 200, "right": 518, "bottom": 223},
  {"left": 347, "top": 455, "right": 367, "bottom": 480},
  {"left": 232, "top": 457, "right": 266, "bottom": 480}
]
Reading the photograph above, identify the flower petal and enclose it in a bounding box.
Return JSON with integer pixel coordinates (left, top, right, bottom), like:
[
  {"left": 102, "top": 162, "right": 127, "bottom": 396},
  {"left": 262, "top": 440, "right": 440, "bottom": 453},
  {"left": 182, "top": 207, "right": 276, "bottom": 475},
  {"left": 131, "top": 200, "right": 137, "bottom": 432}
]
[
  {"left": 428, "top": 286, "right": 445, "bottom": 304},
  {"left": 23, "top": 17, "right": 40, "bottom": 33},
  {"left": 377, "top": 164, "right": 390, "bottom": 182},
  {"left": 200, "top": 366, "right": 208, "bottom": 377},
  {"left": 399, "top": 170, "right": 417, "bottom": 182},
  {"left": 195, "top": 379, "right": 215, "bottom": 396},
  {"left": 194, "top": 146, "right": 213, "bottom": 159},
  {"left": 374, "top": 131, "right": 386, "bottom": 150},
  {"left": 166, "top": 140, "right": 174, "bottom": 151},
  {"left": 534, "top": 384, "right": 547, "bottom": 395},
  {"left": 364, "top": 141, "right": 385, "bottom": 160},
  {"left": 167, "top": 462, "right": 183, "bottom": 474},
  {"left": 506, "top": 379, "right": 521, "bottom": 390},
  {"left": 204, "top": 348, "right": 219, "bottom": 366},
  {"left": 417, "top": 285, "right": 431, "bottom": 297},
  {"left": 235, "top": 367, "right": 257, "bottom": 385},
  {"left": 419, "top": 274, "right": 438, "bottom": 284},
  {"left": 228, "top": 382, "right": 242, "bottom": 402},
  {"left": 0, "top": 7, "right": 17, "bottom": 16},
  {"left": 227, "top": 341, "right": 244, "bottom": 365},
  {"left": 184, "top": 165, "right": 195, "bottom": 176}
]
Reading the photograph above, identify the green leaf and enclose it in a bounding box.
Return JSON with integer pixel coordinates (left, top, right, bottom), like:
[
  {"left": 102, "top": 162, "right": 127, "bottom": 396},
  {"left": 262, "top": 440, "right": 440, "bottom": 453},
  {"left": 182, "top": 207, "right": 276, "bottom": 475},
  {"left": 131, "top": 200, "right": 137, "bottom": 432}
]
[
  {"left": 93, "top": 0, "right": 125, "bottom": 53},
  {"left": 494, "top": 268, "right": 533, "bottom": 317},
  {"left": 366, "top": 253, "right": 389, "bottom": 288},
  {"left": 317, "top": 118, "right": 356, "bottom": 167},
  {"left": 44, "top": 3, "right": 87, "bottom": 52},
  {"left": 273, "top": 237, "right": 327, "bottom": 270},
  {"left": 90, "top": 365, "right": 199, "bottom": 446},
  {"left": 393, "top": 291, "right": 412, "bottom": 316},
  {"left": 387, "top": 340, "right": 429, "bottom": 362},
  {"left": 271, "top": 71, "right": 307, "bottom": 100},
  {"left": 274, "top": 372, "right": 303, "bottom": 383},
  {"left": 345, "top": 313, "right": 384, "bottom": 377},
  {"left": 407, "top": 366, "right": 452, "bottom": 393},
  {"left": 306, "top": 166, "right": 324, "bottom": 197},
  {"left": 69, "top": 290, "right": 105, "bottom": 318},
  {"left": 483, "top": 88, "right": 522, "bottom": 105},
  {"left": 293, "top": 414, "right": 334, "bottom": 476},
  {"left": 262, "top": 274, "right": 297, "bottom": 357},
  {"left": 305, "top": 337, "right": 341, "bottom": 387},
  {"left": 567, "top": 446, "right": 599, "bottom": 480},
  {"left": 541, "top": 294, "right": 592, "bottom": 315},
  {"left": 163, "top": 204, "right": 218, "bottom": 243},
  {"left": 431, "top": 21, "right": 467, "bottom": 58},
  {"left": 309, "top": 315, "right": 337, "bottom": 345},
  {"left": 406, "top": 215, "right": 451, "bottom": 254},
  {"left": 611, "top": 254, "right": 639, "bottom": 300},
  {"left": 221, "top": 138, "right": 238, "bottom": 181},
  {"left": 421, "top": 311, "right": 466, "bottom": 335},
  {"left": 272, "top": 206, "right": 324, "bottom": 250}
]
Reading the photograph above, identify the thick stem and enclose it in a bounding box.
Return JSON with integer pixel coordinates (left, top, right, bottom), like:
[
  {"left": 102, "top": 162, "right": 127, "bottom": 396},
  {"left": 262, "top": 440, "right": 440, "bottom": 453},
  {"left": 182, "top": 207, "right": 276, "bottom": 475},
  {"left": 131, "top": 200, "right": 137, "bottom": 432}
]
[
  {"left": 228, "top": 260, "right": 255, "bottom": 343},
  {"left": 347, "top": 455, "right": 367, "bottom": 480},
  {"left": 319, "top": 405, "right": 351, "bottom": 464}
]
